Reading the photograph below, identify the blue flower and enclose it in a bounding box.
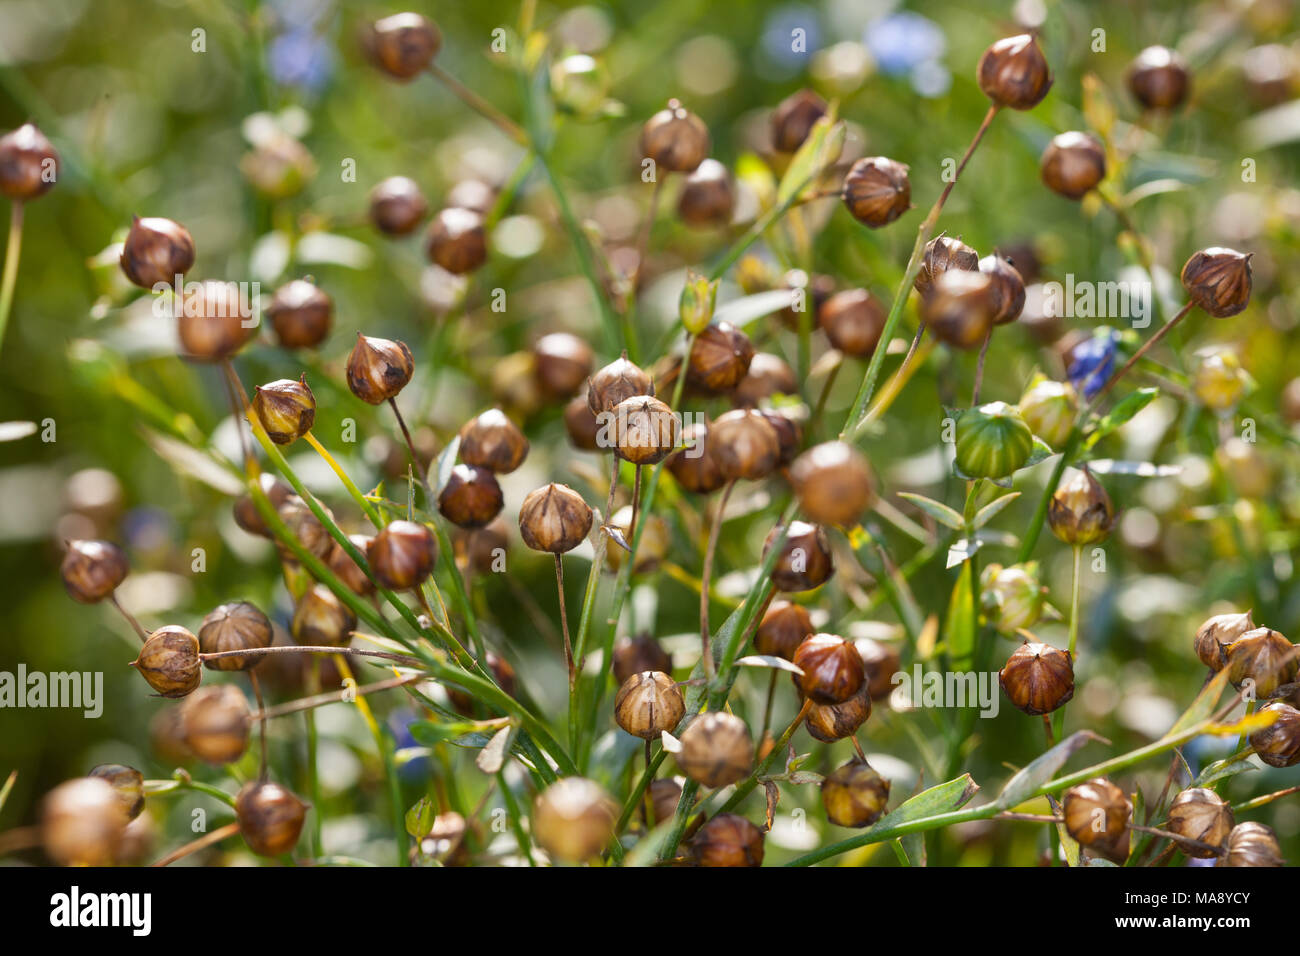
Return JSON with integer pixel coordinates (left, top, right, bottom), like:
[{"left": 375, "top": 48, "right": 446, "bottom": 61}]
[
  {"left": 270, "top": 27, "right": 334, "bottom": 93},
  {"left": 865, "top": 12, "right": 946, "bottom": 77},
  {"left": 389, "top": 707, "right": 430, "bottom": 781},
  {"left": 1067, "top": 328, "right": 1119, "bottom": 399},
  {"left": 761, "top": 5, "right": 822, "bottom": 71}
]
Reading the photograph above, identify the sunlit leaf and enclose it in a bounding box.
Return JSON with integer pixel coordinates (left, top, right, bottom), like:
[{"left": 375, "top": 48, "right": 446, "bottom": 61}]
[
  {"left": 972, "top": 492, "right": 1020, "bottom": 530},
  {"left": 0, "top": 421, "right": 37, "bottom": 442},
  {"left": 898, "top": 492, "right": 964, "bottom": 531},
  {"left": 996, "top": 731, "right": 1107, "bottom": 810},
  {"left": 736, "top": 654, "right": 805, "bottom": 675}
]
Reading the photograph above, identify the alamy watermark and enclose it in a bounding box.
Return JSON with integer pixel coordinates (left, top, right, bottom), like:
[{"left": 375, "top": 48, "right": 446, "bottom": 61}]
[
  {"left": 1041, "top": 274, "right": 1152, "bottom": 329},
  {"left": 0, "top": 664, "right": 103, "bottom": 718},
  {"left": 892, "top": 665, "right": 1000, "bottom": 718}
]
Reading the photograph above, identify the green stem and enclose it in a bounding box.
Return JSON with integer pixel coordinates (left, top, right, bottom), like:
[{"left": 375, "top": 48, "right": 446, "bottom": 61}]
[
  {"left": 1051, "top": 545, "right": 1083, "bottom": 742},
  {"left": 0, "top": 201, "right": 24, "bottom": 355}
]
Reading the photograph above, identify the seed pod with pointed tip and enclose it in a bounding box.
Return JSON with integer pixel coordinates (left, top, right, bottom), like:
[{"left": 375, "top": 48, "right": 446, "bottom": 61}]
[
  {"left": 459, "top": 408, "right": 529, "bottom": 474},
  {"left": 366, "top": 12, "right": 440, "bottom": 81},
  {"left": 762, "top": 408, "right": 804, "bottom": 466},
  {"left": 999, "top": 642, "right": 1074, "bottom": 715},
  {"left": 368, "top": 520, "right": 437, "bottom": 590},
  {"left": 1248, "top": 702, "right": 1300, "bottom": 768},
  {"left": 755, "top": 600, "right": 813, "bottom": 661},
  {"left": 613, "top": 635, "right": 672, "bottom": 685},
  {"left": 89, "top": 764, "right": 146, "bottom": 821},
  {"left": 1225, "top": 627, "right": 1298, "bottom": 698},
  {"left": 181, "top": 684, "right": 250, "bottom": 765},
  {"left": 61, "top": 539, "right": 129, "bottom": 604},
  {"left": 640, "top": 98, "right": 710, "bottom": 173},
  {"left": 199, "top": 601, "right": 273, "bottom": 671},
  {"left": 667, "top": 422, "right": 726, "bottom": 494},
  {"left": 790, "top": 441, "right": 876, "bottom": 527},
  {"left": 1018, "top": 378, "right": 1077, "bottom": 448},
  {"left": 977, "top": 34, "right": 1052, "bottom": 109},
  {"left": 677, "top": 158, "right": 734, "bottom": 227},
  {"left": 292, "top": 583, "right": 356, "bottom": 647},
  {"left": 369, "top": 176, "right": 427, "bottom": 236},
  {"left": 234, "top": 474, "right": 292, "bottom": 538},
  {"left": 1194, "top": 610, "right": 1254, "bottom": 671},
  {"left": 979, "top": 254, "right": 1026, "bottom": 325},
  {"left": 1127, "top": 46, "right": 1190, "bottom": 110},
  {"left": 437, "top": 464, "right": 504, "bottom": 529},
  {"left": 267, "top": 280, "right": 332, "bottom": 349},
  {"left": 925, "top": 269, "right": 997, "bottom": 349},
  {"left": 0, "top": 123, "right": 59, "bottom": 200},
  {"left": 588, "top": 354, "right": 653, "bottom": 415},
  {"left": 955, "top": 402, "right": 1034, "bottom": 480},
  {"left": 276, "top": 496, "right": 334, "bottom": 559},
  {"left": 794, "top": 633, "right": 865, "bottom": 705},
  {"left": 132, "top": 626, "right": 202, "bottom": 698},
  {"left": 328, "top": 534, "right": 376, "bottom": 596},
  {"left": 611, "top": 395, "right": 679, "bottom": 465},
  {"left": 860, "top": 639, "right": 901, "bottom": 700},
  {"left": 687, "top": 321, "right": 754, "bottom": 393},
  {"left": 178, "top": 280, "right": 256, "bottom": 362},
  {"left": 710, "top": 408, "right": 779, "bottom": 481},
  {"left": 1166, "top": 788, "right": 1233, "bottom": 858},
  {"left": 252, "top": 376, "right": 316, "bottom": 445},
  {"left": 534, "top": 332, "right": 594, "bottom": 400},
  {"left": 532, "top": 778, "right": 617, "bottom": 861},
  {"left": 771, "top": 88, "right": 827, "bottom": 153},
  {"left": 448, "top": 651, "right": 517, "bottom": 716},
  {"left": 346, "top": 333, "right": 414, "bottom": 404},
  {"left": 41, "top": 777, "right": 126, "bottom": 866},
  {"left": 818, "top": 289, "right": 886, "bottom": 358},
  {"left": 764, "top": 521, "right": 834, "bottom": 592},
  {"left": 236, "top": 780, "right": 308, "bottom": 857},
  {"left": 914, "top": 236, "right": 979, "bottom": 299},
  {"left": 841, "top": 156, "right": 911, "bottom": 228},
  {"left": 1181, "top": 248, "right": 1253, "bottom": 318},
  {"left": 614, "top": 671, "right": 685, "bottom": 739},
  {"left": 1063, "top": 778, "right": 1131, "bottom": 863},
  {"left": 1048, "top": 467, "right": 1115, "bottom": 546},
  {"left": 822, "top": 759, "right": 890, "bottom": 828},
  {"left": 120, "top": 216, "right": 195, "bottom": 288},
  {"left": 1041, "top": 131, "right": 1106, "bottom": 200},
  {"left": 677, "top": 712, "right": 753, "bottom": 789},
  {"left": 689, "top": 813, "right": 764, "bottom": 867},
  {"left": 518, "top": 482, "right": 593, "bottom": 554},
  {"left": 804, "top": 682, "right": 871, "bottom": 742},
  {"left": 426, "top": 207, "right": 487, "bottom": 275},
  {"left": 1218, "top": 822, "right": 1284, "bottom": 867}
]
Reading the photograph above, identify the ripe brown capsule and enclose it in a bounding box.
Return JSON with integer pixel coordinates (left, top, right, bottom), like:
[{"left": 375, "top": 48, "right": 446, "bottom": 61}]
[
  {"left": 925, "top": 268, "right": 997, "bottom": 349},
  {"left": 1224, "top": 627, "right": 1298, "bottom": 699},
  {"left": 438, "top": 465, "right": 505, "bottom": 528},
  {"left": 534, "top": 332, "right": 594, "bottom": 400},
  {"left": 677, "top": 712, "right": 753, "bottom": 789},
  {"left": 277, "top": 495, "right": 334, "bottom": 560},
  {"left": 177, "top": 280, "right": 256, "bottom": 362},
  {"left": 61, "top": 539, "right": 129, "bottom": 604},
  {"left": 1041, "top": 131, "right": 1106, "bottom": 200},
  {"left": 614, "top": 670, "right": 685, "bottom": 739},
  {"left": 366, "top": 12, "right": 441, "bottom": 81},
  {"left": 841, "top": 156, "right": 911, "bottom": 228},
  {"left": 677, "top": 158, "right": 734, "bottom": 227},
  {"left": 687, "top": 321, "right": 755, "bottom": 393},
  {"left": 563, "top": 395, "right": 602, "bottom": 451},
  {"left": 132, "top": 625, "right": 202, "bottom": 698},
  {"left": 761, "top": 408, "right": 804, "bottom": 466},
  {"left": 368, "top": 176, "right": 427, "bottom": 236},
  {"left": 794, "top": 633, "right": 866, "bottom": 705},
  {"left": 611, "top": 395, "right": 679, "bottom": 465},
  {"left": 448, "top": 651, "right": 516, "bottom": 716},
  {"left": 41, "top": 777, "right": 126, "bottom": 866},
  {"left": 666, "top": 422, "right": 727, "bottom": 494},
  {"left": 822, "top": 759, "right": 890, "bottom": 828},
  {"left": 977, "top": 34, "right": 1053, "bottom": 110},
  {"left": 979, "top": 254, "right": 1026, "bottom": 325},
  {"left": 709, "top": 408, "right": 780, "bottom": 481},
  {"left": 1181, "top": 247, "right": 1253, "bottom": 318},
  {"left": 1063, "top": 778, "right": 1131, "bottom": 863},
  {"left": 532, "top": 777, "right": 617, "bottom": 862},
  {"left": 818, "top": 289, "right": 886, "bottom": 358},
  {"left": 790, "top": 441, "right": 876, "bottom": 528},
  {"left": 770, "top": 88, "right": 827, "bottom": 153},
  {"left": 234, "top": 474, "right": 292, "bottom": 538},
  {"left": 1248, "top": 702, "right": 1300, "bottom": 768},
  {"left": 181, "top": 684, "right": 251, "bottom": 765},
  {"left": 755, "top": 600, "right": 813, "bottom": 661},
  {"left": 120, "top": 216, "right": 195, "bottom": 289},
  {"left": 764, "top": 521, "right": 834, "bottom": 592},
  {"left": 914, "top": 235, "right": 979, "bottom": 299},
  {"left": 198, "top": 601, "right": 273, "bottom": 671},
  {"left": 266, "top": 280, "right": 332, "bottom": 349},
  {"left": 328, "top": 534, "right": 376, "bottom": 595},
  {"left": 733, "top": 353, "right": 797, "bottom": 407},
  {"left": 1048, "top": 467, "right": 1115, "bottom": 546},
  {"left": 804, "top": 682, "right": 871, "bottom": 742},
  {"left": 778, "top": 269, "right": 837, "bottom": 330},
  {"left": 518, "top": 482, "right": 593, "bottom": 554},
  {"left": 367, "top": 520, "right": 437, "bottom": 590},
  {"left": 644, "top": 778, "right": 684, "bottom": 828},
  {"left": 252, "top": 376, "right": 316, "bottom": 445},
  {"left": 640, "top": 98, "right": 710, "bottom": 173},
  {"left": 859, "top": 639, "right": 900, "bottom": 700},
  {"left": 689, "top": 813, "right": 764, "bottom": 867},
  {"left": 346, "top": 332, "right": 415, "bottom": 404},
  {"left": 459, "top": 408, "right": 529, "bottom": 474},
  {"left": 0, "top": 123, "right": 58, "bottom": 200},
  {"left": 1166, "top": 788, "right": 1234, "bottom": 858},
  {"left": 236, "top": 780, "right": 308, "bottom": 857},
  {"left": 426, "top": 207, "right": 487, "bottom": 275},
  {"left": 613, "top": 635, "right": 672, "bottom": 685},
  {"left": 1194, "top": 610, "right": 1254, "bottom": 671},
  {"left": 88, "top": 764, "right": 146, "bottom": 821},
  {"left": 1217, "top": 822, "right": 1284, "bottom": 868},
  {"left": 999, "top": 642, "right": 1075, "bottom": 716},
  {"left": 1127, "top": 46, "right": 1190, "bottom": 111},
  {"left": 291, "top": 583, "right": 356, "bottom": 647},
  {"left": 588, "top": 354, "right": 653, "bottom": 415}
]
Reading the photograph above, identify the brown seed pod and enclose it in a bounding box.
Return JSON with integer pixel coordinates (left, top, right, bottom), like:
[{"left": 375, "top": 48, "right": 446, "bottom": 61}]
[
  {"left": 611, "top": 395, "right": 679, "bottom": 465},
  {"left": 328, "top": 534, "right": 376, "bottom": 596},
  {"left": 1166, "top": 788, "right": 1234, "bottom": 859},
  {"left": 755, "top": 600, "right": 813, "bottom": 661},
  {"left": 790, "top": 440, "right": 876, "bottom": 528},
  {"left": 181, "top": 684, "right": 251, "bottom": 765},
  {"left": 764, "top": 521, "right": 834, "bottom": 592},
  {"left": 346, "top": 332, "right": 414, "bottom": 404},
  {"left": 614, "top": 670, "right": 685, "bottom": 739},
  {"left": 532, "top": 777, "right": 617, "bottom": 862},
  {"left": 1194, "top": 610, "right": 1255, "bottom": 671},
  {"left": 291, "top": 583, "right": 356, "bottom": 647},
  {"left": 794, "top": 633, "right": 866, "bottom": 705},
  {"left": 1217, "top": 821, "right": 1284, "bottom": 867},
  {"left": 818, "top": 289, "right": 886, "bottom": 358},
  {"left": 453, "top": 517, "right": 508, "bottom": 576},
  {"left": 761, "top": 408, "right": 805, "bottom": 466},
  {"left": 534, "top": 332, "right": 595, "bottom": 400},
  {"left": 198, "top": 601, "right": 273, "bottom": 671},
  {"left": 41, "top": 777, "right": 126, "bottom": 866},
  {"left": 778, "top": 269, "right": 837, "bottom": 330},
  {"left": 518, "top": 482, "right": 593, "bottom": 554},
  {"left": 667, "top": 422, "right": 727, "bottom": 494},
  {"left": 426, "top": 207, "right": 487, "bottom": 275},
  {"left": 132, "top": 625, "right": 202, "bottom": 698},
  {"left": 689, "top": 813, "right": 764, "bottom": 867},
  {"left": 613, "top": 635, "right": 672, "bottom": 685},
  {"left": 1127, "top": 46, "right": 1190, "bottom": 111},
  {"left": 60, "top": 539, "right": 129, "bottom": 604},
  {"left": 677, "top": 712, "right": 753, "bottom": 789},
  {"left": 841, "top": 156, "right": 911, "bottom": 229},
  {"left": 979, "top": 254, "right": 1026, "bottom": 325},
  {"left": 366, "top": 12, "right": 441, "bottom": 81},
  {"left": 643, "top": 778, "right": 685, "bottom": 828},
  {"left": 1181, "top": 247, "right": 1253, "bottom": 318},
  {"left": 233, "top": 474, "right": 292, "bottom": 538},
  {"left": 276, "top": 495, "right": 334, "bottom": 560},
  {"left": 0, "top": 123, "right": 59, "bottom": 201},
  {"left": 605, "top": 505, "right": 669, "bottom": 574},
  {"left": 732, "top": 353, "right": 797, "bottom": 407},
  {"left": 563, "top": 395, "right": 602, "bottom": 451},
  {"left": 177, "top": 280, "right": 256, "bottom": 362},
  {"left": 999, "top": 642, "right": 1075, "bottom": 716},
  {"left": 640, "top": 98, "right": 710, "bottom": 173},
  {"left": 687, "top": 321, "right": 755, "bottom": 393},
  {"left": 804, "top": 682, "right": 872, "bottom": 742},
  {"left": 1040, "top": 131, "right": 1106, "bottom": 200},
  {"left": 821, "top": 759, "right": 890, "bottom": 828},
  {"left": 415, "top": 811, "right": 474, "bottom": 866},
  {"left": 368, "top": 176, "right": 427, "bottom": 236},
  {"left": 1063, "top": 778, "right": 1131, "bottom": 863},
  {"left": 448, "top": 651, "right": 516, "bottom": 716},
  {"left": 1248, "top": 702, "right": 1300, "bottom": 768},
  {"left": 709, "top": 408, "right": 780, "bottom": 481},
  {"left": 977, "top": 33, "right": 1053, "bottom": 109},
  {"left": 1048, "top": 467, "right": 1115, "bottom": 546},
  {"left": 859, "top": 639, "right": 901, "bottom": 701},
  {"left": 1225, "top": 627, "right": 1298, "bottom": 699},
  {"left": 266, "top": 280, "right": 333, "bottom": 349},
  {"left": 88, "top": 764, "right": 146, "bottom": 822},
  {"left": 120, "top": 216, "right": 195, "bottom": 288},
  {"left": 677, "top": 158, "right": 734, "bottom": 227},
  {"left": 588, "top": 354, "right": 653, "bottom": 415},
  {"left": 149, "top": 705, "right": 193, "bottom": 765},
  {"left": 771, "top": 88, "right": 827, "bottom": 153},
  {"left": 459, "top": 408, "right": 530, "bottom": 474},
  {"left": 924, "top": 269, "right": 997, "bottom": 349},
  {"left": 367, "top": 520, "right": 437, "bottom": 590},
  {"left": 914, "top": 235, "right": 979, "bottom": 299},
  {"left": 252, "top": 376, "right": 316, "bottom": 445},
  {"left": 438, "top": 464, "right": 504, "bottom": 528},
  {"left": 236, "top": 780, "right": 308, "bottom": 857}
]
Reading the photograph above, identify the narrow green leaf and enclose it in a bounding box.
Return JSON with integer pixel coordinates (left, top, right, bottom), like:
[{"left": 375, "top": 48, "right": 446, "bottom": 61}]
[
  {"left": 972, "top": 492, "right": 1021, "bottom": 530},
  {"left": 851, "top": 774, "right": 980, "bottom": 845},
  {"left": 996, "top": 731, "right": 1106, "bottom": 810},
  {"left": 434, "top": 435, "right": 461, "bottom": 495},
  {"left": 1085, "top": 387, "right": 1158, "bottom": 449},
  {"left": 1168, "top": 667, "right": 1231, "bottom": 737},
  {"left": 1194, "top": 755, "right": 1258, "bottom": 789},
  {"left": 405, "top": 795, "right": 436, "bottom": 839},
  {"left": 776, "top": 111, "right": 844, "bottom": 206},
  {"left": 898, "top": 492, "right": 964, "bottom": 531},
  {"left": 943, "top": 563, "right": 976, "bottom": 669}
]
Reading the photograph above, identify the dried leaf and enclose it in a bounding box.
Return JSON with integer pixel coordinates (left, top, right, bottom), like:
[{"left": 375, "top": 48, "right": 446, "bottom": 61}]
[
  {"left": 735, "top": 654, "right": 805, "bottom": 674},
  {"left": 476, "top": 725, "right": 512, "bottom": 774}
]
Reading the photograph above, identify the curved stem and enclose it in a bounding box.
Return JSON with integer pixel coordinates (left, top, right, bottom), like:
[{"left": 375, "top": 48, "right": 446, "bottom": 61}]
[
  {"left": 200, "top": 645, "right": 423, "bottom": 666},
  {"left": 555, "top": 554, "right": 575, "bottom": 690},
  {"left": 151, "top": 821, "right": 240, "bottom": 867},
  {"left": 427, "top": 62, "right": 527, "bottom": 144},
  {"left": 109, "top": 593, "right": 149, "bottom": 643},
  {"left": 248, "top": 673, "right": 424, "bottom": 721},
  {"left": 249, "top": 669, "right": 267, "bottom": 781},
  {"left": 699, "top": 479, "right": 737, "bottom": 680},
  {"left": 971, "top": 329, "right": 992, "bottom": 406},
  {"left": 0, "top": 201, "right": 25, "bottom": 355}
]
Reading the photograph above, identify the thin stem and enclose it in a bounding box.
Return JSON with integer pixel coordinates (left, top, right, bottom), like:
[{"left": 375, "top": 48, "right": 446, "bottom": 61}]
[
  {"left": 555, "top": 554, "right": 575, "bottom": 690},
  {"left": 699, "top": 480, "right": 737, "bottom": 680},
  {"left": 1086, "top": 301, "right": 1196, "bottom": 416},
  {"left": 387, "top": 398, "right": 429, "bottom": 486},
  {"left": 631, "top": 176, "right": 664, "bottom": 295},
  {"left": 303, "top": 431, "right": 383, "bottom": 526},
  {"left": 109, "top": 593, "right": 149, "bottom": 643},
  {"left": 249, "top": 673, "right": 424, "bottom": 721},
  {"left": 150, "top": 821, "right": 240, "bottom": 867},
  {"left": 628, "top": 464, "right": 643, "bottom": 542},
  {"left": 427, "top": 62, "right": 527, "bottom": 144},
  {"left": 971, "top": 329, "right": 992, "bottom": 406},
  {"left": 249, "top": 669, "right": 268, "bottom": 781},
  {"left": 219, "top": 358, "right": 256, "bottom": 469},
  {"left": 759, "top": 670, "right": 779, "bottom": 747},
  {"left": 809, "top": 357, "right": 843, "bottom": 438},
  {"left": 714, "top": 699, "right": 813, "bottom": 816},
  {"left": 1052, "top": 545, "right": 1084, "bottom": 742},
  {"left": 0, "top": 201, "right": 25, "bottom": 355},
  {"left": 200, "top": 645, "right": 423, "bottom": 666}
]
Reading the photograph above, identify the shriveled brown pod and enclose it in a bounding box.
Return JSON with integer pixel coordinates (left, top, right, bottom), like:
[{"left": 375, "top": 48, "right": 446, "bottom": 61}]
[
  {"left": 821, "top": 759, "right": 890, "bottom": 828},
  {"left": 236, "top": 780, "right": 308, "bottom": 857},
  {"left": 367, "top": 520, "right": 437, "bottom": 590},
  {"left": 1224, "top": 627, "right": 1298, "bottom": 698},
  {"left": 459, "top": 408, "right": 529, "bottom": 474},
  {"left": 676, "top": 712, "right": 753, "bottom": 789},
  {"left": 709, "top": 408, "right": 780, "bottom": 481},
  {"left": 198, "top": 601, "right": 273, "bottom": 671},
  {"left": 327, "top": 534, "right": 376, "bottom": 596},
  {"left": 790, "top": 441, "right": 876, "bottom": 528},
  {"left": 1166, "top": 788, "right": 1234, "bottom": 859},
  {"left": 180, "top": 684, "right": 251, "bottom": 765},
  {"left": 1063, "top": 778, "right": 1131, "bottom": 863},
  {"left": 1249, "top": 702, "right": 1300, "bottom": 768},
  {"left": 132, "top": 626, "right": 202, "bottom": 698},
  {"left": 613, "top": 635, "right": 673, "bottom": 685},
  {"left": 1194, "top": 610, "right": 1254, "bottom": 671},
  {"left": 518, "top": 483, "right": 593, "bottom": 554},
  {"left": 914, "top": 235, "right": 978, "bottom": 299},
  {"left": 1217, "top": 822, "right": 1284, "bottom": 867},
  {"left": 640, "top": 98, "right": 710, "bottom": 173},
  {"left": 564, "top": 395, "right": 603, "bottom": 451},
  {"left": 266, "top": 279, "right": 332, "bottom": 349},
  {"left": 291, "top": 583, "right": 356, "bottom": 647},
  {"left": 841, "top": 156, "right": 911, "bottom": 228},
  {"left": 667, "top": 421, "right": 727, "bottom": 494},
  {"left": 804, "top": 682, "right": 871, "bottom": 743},
  {"left": 60, "top": 539, "right": 129, "bottom": 604},
  {"left": 611, "top": 395, "right": 679, "bottom": 465},
  {"left": 732, "top": 353, "right": 797, "bottom": 406},
  {"left": 588, "top": 354, "right": 652, "bottom": 415},
  {"left": 614, "top": 671, "right": 685, "bottom": 739}
]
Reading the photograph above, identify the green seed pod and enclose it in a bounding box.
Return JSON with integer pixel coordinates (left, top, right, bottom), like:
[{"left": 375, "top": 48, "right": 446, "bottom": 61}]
[
  {"left": 981, "top": 562, "right": 1046, "bottom": 634},
  {"left": 1017, "top": 377, "right": 1077, "bottom": 449},
  {"left": 954, "top": 402, "right": 1034, "bottom": 479}
]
